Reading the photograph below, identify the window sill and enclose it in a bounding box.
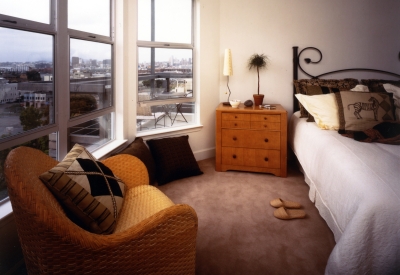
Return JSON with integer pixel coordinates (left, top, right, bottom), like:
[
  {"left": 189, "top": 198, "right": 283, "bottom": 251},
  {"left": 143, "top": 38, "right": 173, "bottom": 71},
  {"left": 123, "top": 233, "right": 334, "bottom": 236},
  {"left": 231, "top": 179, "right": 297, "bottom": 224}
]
[
  {"left": 136, "top": 123, "right": 203, "bottom": 140},
  {"left": 92, "top": 139, "right": 128, "bottom": 160}
]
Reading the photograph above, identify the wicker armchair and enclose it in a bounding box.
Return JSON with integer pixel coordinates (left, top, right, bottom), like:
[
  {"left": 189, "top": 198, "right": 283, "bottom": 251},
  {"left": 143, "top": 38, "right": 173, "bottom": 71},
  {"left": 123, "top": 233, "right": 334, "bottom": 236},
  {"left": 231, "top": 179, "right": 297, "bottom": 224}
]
[{"left": 4, "top": 146, "right": 198, "bottom": 275}]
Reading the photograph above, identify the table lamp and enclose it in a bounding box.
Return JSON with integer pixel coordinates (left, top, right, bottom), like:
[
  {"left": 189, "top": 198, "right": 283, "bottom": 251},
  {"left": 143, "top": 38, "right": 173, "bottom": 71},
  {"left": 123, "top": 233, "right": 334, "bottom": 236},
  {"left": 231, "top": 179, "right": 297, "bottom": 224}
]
[{"left": 223, "top": 49, "right": 233, "bottom": 105}]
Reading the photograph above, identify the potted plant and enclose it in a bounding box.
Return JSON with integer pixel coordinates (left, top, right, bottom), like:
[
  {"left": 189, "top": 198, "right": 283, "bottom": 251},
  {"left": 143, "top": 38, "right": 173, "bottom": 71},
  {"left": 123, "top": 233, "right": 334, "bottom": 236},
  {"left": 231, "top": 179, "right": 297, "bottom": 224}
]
[{"left": 248, "top": 53, "right": 269, "bottom": 106}]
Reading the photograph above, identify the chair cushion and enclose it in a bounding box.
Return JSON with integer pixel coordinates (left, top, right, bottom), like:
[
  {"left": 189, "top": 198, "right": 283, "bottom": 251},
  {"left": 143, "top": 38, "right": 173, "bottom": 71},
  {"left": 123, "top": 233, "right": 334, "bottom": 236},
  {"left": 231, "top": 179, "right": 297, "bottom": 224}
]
[
  {"left": 114, "top": 137, "right": 156, "bottom": 185},
  {"left": 146, "top": 135, "right": 203, "bottom": 185},
  {"left": 114, "top": 185, "right": 175, "bottom": 233},
  {"left": 39, "top": 144, "right": 125, "bottom": 234}
]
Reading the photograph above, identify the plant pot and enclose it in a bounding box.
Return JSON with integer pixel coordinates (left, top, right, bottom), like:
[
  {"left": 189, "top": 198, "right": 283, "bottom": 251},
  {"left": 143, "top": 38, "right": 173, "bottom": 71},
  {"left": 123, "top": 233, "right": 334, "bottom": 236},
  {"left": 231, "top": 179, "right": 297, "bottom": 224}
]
[{"left": 253, "top": 94, "right": 264, "bottom": 106}]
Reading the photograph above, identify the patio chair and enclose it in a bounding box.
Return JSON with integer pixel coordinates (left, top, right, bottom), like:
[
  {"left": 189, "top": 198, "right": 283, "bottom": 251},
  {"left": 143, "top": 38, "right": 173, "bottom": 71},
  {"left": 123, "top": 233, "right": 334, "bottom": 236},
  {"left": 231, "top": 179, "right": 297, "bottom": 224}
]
[{"left": 137, "top": 94, "right": 167, "bottom": 130}]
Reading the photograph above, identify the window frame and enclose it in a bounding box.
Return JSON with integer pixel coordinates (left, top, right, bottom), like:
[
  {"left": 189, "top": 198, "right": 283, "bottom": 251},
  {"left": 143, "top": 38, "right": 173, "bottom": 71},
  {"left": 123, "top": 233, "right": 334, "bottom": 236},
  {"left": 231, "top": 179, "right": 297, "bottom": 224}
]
[
  {"left": 136, "top": 0, "right": 196, "bottom": 132},
  {"left": 0, "top": 0, "right": 117, "bottom": 159}
]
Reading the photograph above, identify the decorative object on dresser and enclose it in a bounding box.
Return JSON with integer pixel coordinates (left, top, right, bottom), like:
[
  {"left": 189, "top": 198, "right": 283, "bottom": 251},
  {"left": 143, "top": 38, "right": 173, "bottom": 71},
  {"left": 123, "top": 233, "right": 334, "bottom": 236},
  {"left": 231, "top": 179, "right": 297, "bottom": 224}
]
[
  {"left": 222, "top": 48, "right": 233, "bottom": 105},
  {"left": 244, "top": 99, "right": 253, "bottom": 107},
  {"left": 229, "top": 99, "right": 241, "bottom": 108},
  {"left": 248, "top": 53, "right": 269, "bottom": 106},
  {"left": 215, "top": 103, "right": 287, "bottom": 177}
]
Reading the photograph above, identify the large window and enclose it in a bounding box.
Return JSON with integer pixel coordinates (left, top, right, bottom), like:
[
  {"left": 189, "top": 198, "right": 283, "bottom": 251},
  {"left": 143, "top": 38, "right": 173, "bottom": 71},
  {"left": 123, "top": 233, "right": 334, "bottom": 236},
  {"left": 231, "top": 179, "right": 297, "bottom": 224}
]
[
  {"left": 137, "top": 0, "right": 195, "bottom": 132},
  {"left": 0, "top": 0, "right": 115, "bottom": 203}
]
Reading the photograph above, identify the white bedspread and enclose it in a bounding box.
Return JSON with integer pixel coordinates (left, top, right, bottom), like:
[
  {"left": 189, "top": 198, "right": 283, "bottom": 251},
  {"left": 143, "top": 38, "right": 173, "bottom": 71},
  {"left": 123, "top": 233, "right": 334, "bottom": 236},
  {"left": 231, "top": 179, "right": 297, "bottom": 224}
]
[{"left": 289, "top": 112, "right": 400, "bottom": 275}]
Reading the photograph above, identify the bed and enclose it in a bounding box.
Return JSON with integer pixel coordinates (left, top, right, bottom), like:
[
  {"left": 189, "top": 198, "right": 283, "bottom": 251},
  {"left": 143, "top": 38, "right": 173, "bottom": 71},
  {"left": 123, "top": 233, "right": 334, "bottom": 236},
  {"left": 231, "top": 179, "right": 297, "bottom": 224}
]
[{"left": 289, "top": 46, "right": 400, "bottom": 275}]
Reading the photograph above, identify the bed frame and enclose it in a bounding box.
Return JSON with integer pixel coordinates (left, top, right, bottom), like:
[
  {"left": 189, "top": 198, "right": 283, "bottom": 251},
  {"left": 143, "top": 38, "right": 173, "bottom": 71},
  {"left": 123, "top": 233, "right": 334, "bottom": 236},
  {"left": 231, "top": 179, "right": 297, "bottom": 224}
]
[{"left": 292, "top": 46, "right": 400, "bottom": 112}]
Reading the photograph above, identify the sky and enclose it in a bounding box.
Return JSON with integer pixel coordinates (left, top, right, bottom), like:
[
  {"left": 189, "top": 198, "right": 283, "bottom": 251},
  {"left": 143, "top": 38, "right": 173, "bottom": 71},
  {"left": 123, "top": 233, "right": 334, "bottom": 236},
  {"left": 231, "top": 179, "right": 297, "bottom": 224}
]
[{"left": 0, "top": 0, "right": 192, "bottom": 63}]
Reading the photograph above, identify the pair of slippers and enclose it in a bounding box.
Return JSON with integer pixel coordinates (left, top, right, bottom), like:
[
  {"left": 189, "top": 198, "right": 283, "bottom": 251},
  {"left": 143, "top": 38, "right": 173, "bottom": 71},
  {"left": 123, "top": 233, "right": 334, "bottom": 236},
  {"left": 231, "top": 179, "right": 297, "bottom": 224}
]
[{"left": 270, "top": 198, "right": 306, "bottom": 220}]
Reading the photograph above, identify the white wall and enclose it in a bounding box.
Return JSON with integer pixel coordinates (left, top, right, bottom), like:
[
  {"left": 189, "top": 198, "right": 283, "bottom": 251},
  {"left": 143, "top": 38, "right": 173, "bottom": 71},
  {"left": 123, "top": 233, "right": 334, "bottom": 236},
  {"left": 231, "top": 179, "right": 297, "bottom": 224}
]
[
  {"left": 187, "top": 0, "right": 221, "bottom": 159},
  {"left": 219, "top": 0, "right": 400, "bottom": 118}
]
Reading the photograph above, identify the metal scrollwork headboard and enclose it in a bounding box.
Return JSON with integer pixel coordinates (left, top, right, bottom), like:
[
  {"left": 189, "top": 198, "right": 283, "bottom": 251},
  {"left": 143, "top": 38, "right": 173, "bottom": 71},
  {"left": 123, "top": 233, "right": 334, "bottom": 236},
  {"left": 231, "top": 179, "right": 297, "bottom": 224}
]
[{"left": 292, "top": 46, "right": 400, "bottom": 112}]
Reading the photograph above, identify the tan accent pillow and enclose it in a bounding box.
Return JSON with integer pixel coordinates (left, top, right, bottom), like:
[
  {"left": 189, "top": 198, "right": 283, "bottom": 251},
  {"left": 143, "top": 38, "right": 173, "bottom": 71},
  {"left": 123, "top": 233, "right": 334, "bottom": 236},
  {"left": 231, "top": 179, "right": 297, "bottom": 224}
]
[
  {"left": 295, "top": 93, "right": 339, "bottom": 130},
  {"left": 39, "top": 144, "right": 125, "bottom": 234},
  {"left": 334, "top": 91, "right": 396, "bottom": 133}
]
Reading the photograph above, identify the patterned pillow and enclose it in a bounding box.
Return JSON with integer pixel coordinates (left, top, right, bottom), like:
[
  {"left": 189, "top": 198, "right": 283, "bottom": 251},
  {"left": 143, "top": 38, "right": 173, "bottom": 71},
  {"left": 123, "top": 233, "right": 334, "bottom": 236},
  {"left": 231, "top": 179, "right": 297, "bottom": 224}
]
[
  {"left": 146, "top": 135, "right": 203, "bottom": 185},
  {"left": 334, "top": 91, "right": 396, "bottom": 134},
  {"left": 294, "top": 78, "right": 359, "bottom": 118},
  {"left": 39, "top": 144, "right": 125, "bottom": 234},
  {"left": 361, "top": 79, "right": 400, "bottom": 93},
  {"left": 113, "top": 137, "right": 156, "bottom": 185},
  {"left": 383, "top": 83, "right": 400, "bottom": 120}
]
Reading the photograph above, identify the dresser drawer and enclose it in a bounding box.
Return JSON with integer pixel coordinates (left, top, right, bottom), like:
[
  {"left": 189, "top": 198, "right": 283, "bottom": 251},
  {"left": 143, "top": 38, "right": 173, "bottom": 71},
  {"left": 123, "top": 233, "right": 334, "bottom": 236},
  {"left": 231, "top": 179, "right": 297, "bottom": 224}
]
[
  {"left": 221, "top": 129, "right": 280, "bottom": 149},
  {"left": 250, "top": 114, "right": 281, "bottom": 123},
  {"left": 250, "top": 122, "right": 280, "bottom": 130},
  {"left": 221, "top": 147, "right": 280, "bottom": 168},
  {"left": 222, "top": 113, "right": 251, "bottom": 121},
  {"left": 222, "top": 120, "right": 250, "bottom": 129}
]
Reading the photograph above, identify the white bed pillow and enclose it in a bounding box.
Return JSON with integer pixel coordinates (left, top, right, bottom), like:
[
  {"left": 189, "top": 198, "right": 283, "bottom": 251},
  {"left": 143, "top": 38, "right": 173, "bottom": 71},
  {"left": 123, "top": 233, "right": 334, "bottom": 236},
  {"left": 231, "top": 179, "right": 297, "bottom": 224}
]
[
  {"left": 383, "top": 83, "right": 400, "bottom": 120},
  {"left": 350, "top": 85, "right": 369, "bottom": 92},
  {"left": 295, "top": 93, "right": 339, "bottom": 130}
]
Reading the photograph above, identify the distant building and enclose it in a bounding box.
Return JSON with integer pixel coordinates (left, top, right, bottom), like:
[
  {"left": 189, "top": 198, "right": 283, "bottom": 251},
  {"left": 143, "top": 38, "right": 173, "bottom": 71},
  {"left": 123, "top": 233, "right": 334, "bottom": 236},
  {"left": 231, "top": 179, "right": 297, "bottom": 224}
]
[
  {"left": 23, "top": 92, "right": 46, "bottom": 108},
  {"left": 71, "top": 56, "right": 80, "bottom": 68},
  {"left": 0, "top": 80, "right": 20, "bottom": 104},
  {"left": 103, "top": 59, "right": 111, "bottom": 69}
]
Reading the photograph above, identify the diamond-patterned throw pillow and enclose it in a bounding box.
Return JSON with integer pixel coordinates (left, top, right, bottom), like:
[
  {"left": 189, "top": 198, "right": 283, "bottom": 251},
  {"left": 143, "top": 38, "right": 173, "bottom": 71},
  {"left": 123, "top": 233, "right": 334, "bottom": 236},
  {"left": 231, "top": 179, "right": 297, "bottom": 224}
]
[
  {"left": 39, "top": 144, "right": 125, "bottom": 234},
  {"left": 334, "top": 91, "right": 396, "bottom": 134}
]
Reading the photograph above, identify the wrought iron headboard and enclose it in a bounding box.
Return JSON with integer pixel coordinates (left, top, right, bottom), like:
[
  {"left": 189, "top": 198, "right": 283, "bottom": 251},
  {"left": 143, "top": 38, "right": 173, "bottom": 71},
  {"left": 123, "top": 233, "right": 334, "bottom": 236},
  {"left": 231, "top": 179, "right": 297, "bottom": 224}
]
[{"left": 292, "top": 46, "right": 400, "bottom": 112}]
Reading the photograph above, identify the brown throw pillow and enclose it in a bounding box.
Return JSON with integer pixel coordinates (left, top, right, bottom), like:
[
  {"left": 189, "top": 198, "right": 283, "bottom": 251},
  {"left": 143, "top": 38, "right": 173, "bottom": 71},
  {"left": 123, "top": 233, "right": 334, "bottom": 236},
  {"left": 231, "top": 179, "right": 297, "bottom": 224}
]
[
  {"left": 39, "top": 144, "right": 125, "bottom": 234},
  {"left": 334, "top": 91, "right": 396, "bottom": 134},
  {"left": 114, "top": 137, "right": 156, "bottom": 185},
  {"left": 146, "top": 135, "right": 203, "bottom": 185}
]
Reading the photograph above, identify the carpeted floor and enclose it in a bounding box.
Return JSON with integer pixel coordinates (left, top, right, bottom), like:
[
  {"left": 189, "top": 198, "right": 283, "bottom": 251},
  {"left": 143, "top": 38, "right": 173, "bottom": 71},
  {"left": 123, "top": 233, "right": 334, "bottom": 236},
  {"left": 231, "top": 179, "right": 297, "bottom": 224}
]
[
  {"left": 157, "top": 158, "right": 336, "bottom": 275},
  {"left": 13, "top": 158, "right": 335, "bottom": 275}
]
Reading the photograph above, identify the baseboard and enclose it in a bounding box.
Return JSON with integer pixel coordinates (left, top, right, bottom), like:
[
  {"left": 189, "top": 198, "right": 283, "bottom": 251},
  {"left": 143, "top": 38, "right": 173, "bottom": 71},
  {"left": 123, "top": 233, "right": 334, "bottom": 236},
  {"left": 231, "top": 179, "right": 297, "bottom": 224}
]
[{"left": 193, "top": 147, "right": 215, "bottom": 161}]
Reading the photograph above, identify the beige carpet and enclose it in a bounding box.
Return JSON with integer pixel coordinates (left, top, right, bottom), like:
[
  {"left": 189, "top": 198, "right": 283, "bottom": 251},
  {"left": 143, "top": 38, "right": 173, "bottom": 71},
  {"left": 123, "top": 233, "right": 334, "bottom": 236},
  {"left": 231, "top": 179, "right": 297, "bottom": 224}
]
[{"left": 158, "top": 158, "right": 336, "bottom": 275}]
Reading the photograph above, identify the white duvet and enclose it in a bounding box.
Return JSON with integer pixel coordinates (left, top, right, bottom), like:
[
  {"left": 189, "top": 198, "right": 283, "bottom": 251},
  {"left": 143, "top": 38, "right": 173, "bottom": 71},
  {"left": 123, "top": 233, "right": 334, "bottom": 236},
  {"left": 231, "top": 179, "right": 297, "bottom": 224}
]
[{"left": 289, "top": 112, "right": 400, "bottom": 275}]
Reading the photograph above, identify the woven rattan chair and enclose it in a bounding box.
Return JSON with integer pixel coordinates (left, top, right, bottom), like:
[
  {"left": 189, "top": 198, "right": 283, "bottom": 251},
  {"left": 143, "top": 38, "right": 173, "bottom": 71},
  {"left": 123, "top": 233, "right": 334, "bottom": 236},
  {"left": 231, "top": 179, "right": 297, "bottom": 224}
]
[{"left": 4, "top": 146, "right": 198, "bottom": 275}]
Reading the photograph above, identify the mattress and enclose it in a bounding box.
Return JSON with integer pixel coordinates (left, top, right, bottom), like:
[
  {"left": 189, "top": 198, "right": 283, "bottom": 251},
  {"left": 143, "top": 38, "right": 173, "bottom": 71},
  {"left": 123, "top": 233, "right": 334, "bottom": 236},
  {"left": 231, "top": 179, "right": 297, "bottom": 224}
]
[{"left": 289, "top": 112, "right": 400, "bottom": 275}]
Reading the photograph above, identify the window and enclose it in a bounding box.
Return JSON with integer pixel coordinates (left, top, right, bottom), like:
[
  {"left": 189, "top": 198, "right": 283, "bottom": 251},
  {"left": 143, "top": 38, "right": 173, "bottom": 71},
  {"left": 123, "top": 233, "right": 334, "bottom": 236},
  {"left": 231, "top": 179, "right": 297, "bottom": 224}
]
[
  {"left": 137, "top": 0, "right": 195, "bottom": 132},
  {"left": 0, "top": 0, "right": 115, "bottom": 203}
]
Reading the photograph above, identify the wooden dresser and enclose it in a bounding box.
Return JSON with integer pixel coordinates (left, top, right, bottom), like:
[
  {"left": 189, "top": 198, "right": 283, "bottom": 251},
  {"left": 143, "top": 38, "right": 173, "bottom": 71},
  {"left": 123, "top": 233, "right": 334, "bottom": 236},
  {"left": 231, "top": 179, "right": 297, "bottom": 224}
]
[{"left": 215, "top": 103, "right": 287, "bottom": 177}]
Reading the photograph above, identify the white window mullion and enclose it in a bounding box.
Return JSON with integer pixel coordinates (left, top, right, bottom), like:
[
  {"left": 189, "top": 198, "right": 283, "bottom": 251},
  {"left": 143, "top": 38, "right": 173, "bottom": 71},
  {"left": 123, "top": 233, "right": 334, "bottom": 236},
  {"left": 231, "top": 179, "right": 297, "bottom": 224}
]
[{"left": 55, "top": 0, "right": 70, "bottom": 159}]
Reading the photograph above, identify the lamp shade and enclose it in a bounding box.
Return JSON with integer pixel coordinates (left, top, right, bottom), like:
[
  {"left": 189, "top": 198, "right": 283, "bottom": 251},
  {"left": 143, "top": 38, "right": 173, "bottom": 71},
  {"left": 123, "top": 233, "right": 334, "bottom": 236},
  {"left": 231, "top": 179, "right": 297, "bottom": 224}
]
[{"left": 223, "top": 49, "right": 233, "bottom": 76}]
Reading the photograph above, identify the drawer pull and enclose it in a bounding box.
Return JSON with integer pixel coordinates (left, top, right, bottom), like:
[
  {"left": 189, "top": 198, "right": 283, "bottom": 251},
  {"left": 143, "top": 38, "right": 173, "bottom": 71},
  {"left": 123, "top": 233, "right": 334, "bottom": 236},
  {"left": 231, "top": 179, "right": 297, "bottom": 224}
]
[
  {"left": 233, "top": 137, "right": 237, "bottom": 141},
  {"left": 264, "top": 117, "right": 267, "bottom": 120},
  {"left": 264, "top": 125, "right": 267, "bottom": 128},
  {"left": 234, "top": 123, "right": 237, "bottom": 126},
  {"left": 264, "top": 138, "right": 269, "bottom": 142},
  {"left": 235, "top": 116, "right": 238, "bottom": 119},
  {"left": 233, "top": 154, "right": 237, "bottom": 159},
  {"left": 264, "top": 157, "right": 269, "bottom": 161}
]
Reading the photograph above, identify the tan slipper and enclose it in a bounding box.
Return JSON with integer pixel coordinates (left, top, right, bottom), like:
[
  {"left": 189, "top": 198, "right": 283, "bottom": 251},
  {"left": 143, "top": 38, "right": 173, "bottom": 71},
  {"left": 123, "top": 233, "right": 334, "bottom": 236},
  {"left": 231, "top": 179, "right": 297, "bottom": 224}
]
[
  {"left": 273, "top": 207, "right": 306, "bottom": 220},
  {"left": 270, "top": 198, "right": 302, "bottom": 209}
]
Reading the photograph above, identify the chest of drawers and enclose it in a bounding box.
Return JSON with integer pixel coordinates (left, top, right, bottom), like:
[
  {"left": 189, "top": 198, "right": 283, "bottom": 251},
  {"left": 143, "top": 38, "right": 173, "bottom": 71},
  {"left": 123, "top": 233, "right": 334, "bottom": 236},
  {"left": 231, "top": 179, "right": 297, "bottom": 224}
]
[{"left": 215, "top": 103, "right": 287, "bottom": 177}]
